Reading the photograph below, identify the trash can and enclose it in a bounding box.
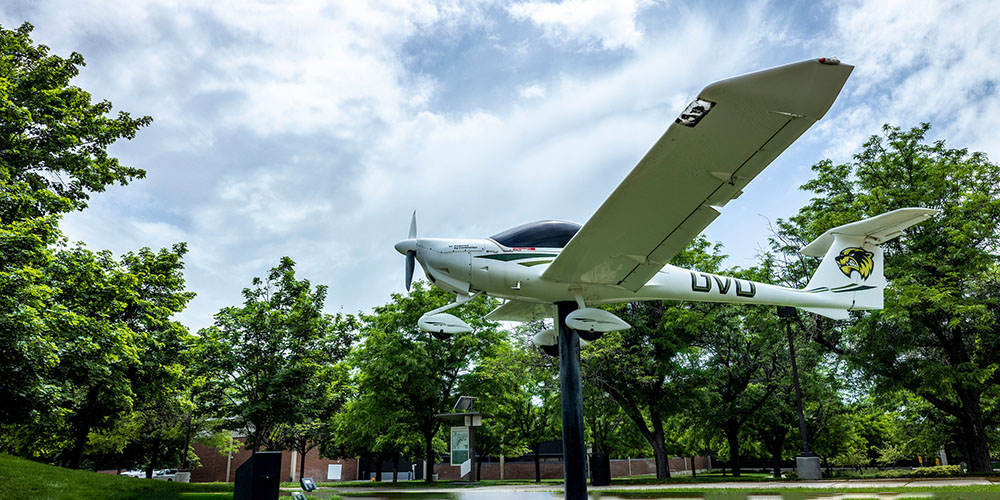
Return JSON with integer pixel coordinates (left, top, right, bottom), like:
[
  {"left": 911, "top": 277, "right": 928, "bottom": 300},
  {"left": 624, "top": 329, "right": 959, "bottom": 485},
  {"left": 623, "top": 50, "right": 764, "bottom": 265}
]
[
  {"left": 233, "top": 451, "right": 281, "bottom": 500},
  {"left": 589, "top": 453, "right": 611, "bottom": 486}
]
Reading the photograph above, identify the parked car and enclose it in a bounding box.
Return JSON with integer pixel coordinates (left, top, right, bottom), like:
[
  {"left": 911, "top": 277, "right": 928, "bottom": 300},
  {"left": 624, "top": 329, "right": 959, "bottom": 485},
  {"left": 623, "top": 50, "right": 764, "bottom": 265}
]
[{"left": 152, "top": 469, "right": 177, "bottom": 481}]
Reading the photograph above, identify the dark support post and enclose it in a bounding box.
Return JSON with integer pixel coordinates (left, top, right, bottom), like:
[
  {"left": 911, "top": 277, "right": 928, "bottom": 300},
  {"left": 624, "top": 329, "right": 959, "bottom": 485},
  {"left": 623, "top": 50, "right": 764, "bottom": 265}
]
[
  {"left": 468, "top": 422, "right": 476, "bottom": 484},
  {"left": 778, "top": 306, "right": 820, "bottom": 479},
  {"left": 778, "top": 306, "right": 812, "bottom": 455},
  {"left": 557, "top": 301, "right": 587, "bottom": 499}
]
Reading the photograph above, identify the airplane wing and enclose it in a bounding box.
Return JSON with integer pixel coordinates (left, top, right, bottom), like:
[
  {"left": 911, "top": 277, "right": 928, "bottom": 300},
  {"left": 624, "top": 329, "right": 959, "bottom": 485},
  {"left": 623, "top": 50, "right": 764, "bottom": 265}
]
[
  {"left": 486, "top": 299, "right": 552, "bottom": 322},
  {"left": 541, "top": 58, "right": 853, "bottom": 291}
]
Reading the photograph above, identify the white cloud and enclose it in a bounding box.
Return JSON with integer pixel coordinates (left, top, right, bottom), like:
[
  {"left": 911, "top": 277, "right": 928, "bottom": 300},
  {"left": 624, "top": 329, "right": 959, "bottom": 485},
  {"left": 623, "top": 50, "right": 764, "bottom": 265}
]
[
  {"left": 8, "top": 0, "right": 1000, "bottom": 330},
  {"left": 508, "top": 0, "right": 651, "bottom": 50},
  {"left": 813, "top": 0, "right": 1000, "bottom": 160},
  {"left": 519, "top": 82, "right": 547, "bottom": 99}
]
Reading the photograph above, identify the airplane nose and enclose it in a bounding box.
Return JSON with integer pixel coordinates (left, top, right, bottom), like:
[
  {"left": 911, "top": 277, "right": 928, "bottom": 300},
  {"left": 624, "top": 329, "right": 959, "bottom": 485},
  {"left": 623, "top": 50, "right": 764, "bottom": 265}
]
[{"left": 394, "top": 239, "right": 417, "bottom": 255}]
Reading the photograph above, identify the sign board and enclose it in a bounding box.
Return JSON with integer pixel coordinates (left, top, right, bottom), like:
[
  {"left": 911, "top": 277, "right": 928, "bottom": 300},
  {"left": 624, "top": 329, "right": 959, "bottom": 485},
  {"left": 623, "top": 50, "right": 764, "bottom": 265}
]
[
  {"left": 460, "top": 459, "right": 471, "bottom": 478},
  {"left": 450, "top": 426, "right": 469, "bottom": 466},
  {"left": 326, "top": 464, "right": 341, "bottom": 481},
  {"left": 300, "top": 477, "right": 317, "bottom": 491}
]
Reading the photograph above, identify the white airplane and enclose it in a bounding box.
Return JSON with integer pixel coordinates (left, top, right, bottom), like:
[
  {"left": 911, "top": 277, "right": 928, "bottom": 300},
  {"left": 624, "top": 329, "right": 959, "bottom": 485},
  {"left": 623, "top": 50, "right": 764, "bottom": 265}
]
[{"left": 394, "top": 58, "right": 936, "bottom": 344}]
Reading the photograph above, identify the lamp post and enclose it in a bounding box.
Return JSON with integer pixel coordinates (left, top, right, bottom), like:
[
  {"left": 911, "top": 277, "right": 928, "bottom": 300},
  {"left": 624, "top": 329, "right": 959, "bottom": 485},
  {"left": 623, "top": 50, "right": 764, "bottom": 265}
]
[{"left": 777, "top": 306, "right": 821, "bottom": 479}]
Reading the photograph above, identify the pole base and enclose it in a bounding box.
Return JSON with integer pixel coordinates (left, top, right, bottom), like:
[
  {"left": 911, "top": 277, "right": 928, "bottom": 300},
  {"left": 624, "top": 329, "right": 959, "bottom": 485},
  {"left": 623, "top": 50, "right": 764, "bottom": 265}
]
[{"left": 795, "top": 455, "right": 822, "bottom": 480}]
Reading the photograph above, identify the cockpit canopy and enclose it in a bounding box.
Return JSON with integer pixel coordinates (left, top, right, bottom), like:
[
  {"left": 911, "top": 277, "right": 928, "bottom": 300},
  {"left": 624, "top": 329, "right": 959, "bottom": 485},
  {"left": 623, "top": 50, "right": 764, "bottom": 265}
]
[{"left": 490, "top": 220, "right": 582, "bottom": 249}]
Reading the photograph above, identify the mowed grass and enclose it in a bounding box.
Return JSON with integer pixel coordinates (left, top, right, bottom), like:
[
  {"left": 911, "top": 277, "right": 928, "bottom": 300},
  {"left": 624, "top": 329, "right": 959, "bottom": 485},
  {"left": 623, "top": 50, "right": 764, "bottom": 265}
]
[{"left": 0, "top": 453, "right": 233, "bottom": 500}]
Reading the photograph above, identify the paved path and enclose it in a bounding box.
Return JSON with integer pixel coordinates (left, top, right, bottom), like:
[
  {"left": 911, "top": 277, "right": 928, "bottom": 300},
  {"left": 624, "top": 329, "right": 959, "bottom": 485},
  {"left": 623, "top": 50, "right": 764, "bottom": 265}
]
[{"left": 324, "top": 477, "right": 996, "bottom": 496}]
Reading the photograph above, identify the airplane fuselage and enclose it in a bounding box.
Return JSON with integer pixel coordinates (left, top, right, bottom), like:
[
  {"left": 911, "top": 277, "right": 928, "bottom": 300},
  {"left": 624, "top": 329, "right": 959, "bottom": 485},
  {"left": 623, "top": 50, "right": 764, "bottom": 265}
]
[{"left": 402, "top": 236, "right": 858, "bottom": 312}]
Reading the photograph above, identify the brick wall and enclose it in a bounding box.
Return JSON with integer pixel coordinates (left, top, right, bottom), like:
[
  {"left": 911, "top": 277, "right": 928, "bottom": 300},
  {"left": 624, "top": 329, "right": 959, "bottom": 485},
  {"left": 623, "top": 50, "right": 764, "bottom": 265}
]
[
  {"left": 190, "top": 439, "right": 256, "bottom": 483},
  {"left": 288, "top": 447, "right": 358, "bottom": 482},
  {"left": 189, "top": 439, "right": 707, "bottom": 483},
  {"left": 430, "top": 456, "right": 708, "bottom": 480},
  {"left": 189, "top": 439, "right": 361, "bottom": 483}
]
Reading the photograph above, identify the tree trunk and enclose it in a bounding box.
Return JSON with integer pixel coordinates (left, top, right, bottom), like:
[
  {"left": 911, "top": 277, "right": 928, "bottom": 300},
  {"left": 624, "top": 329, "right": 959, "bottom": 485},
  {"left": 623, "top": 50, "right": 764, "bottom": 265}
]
[
  {"left": 533, "top": 444, "right": 541, "bottom": 483},
  {"left": 67, "top": 424, "right": 90, "bottom": 470},
  {"left": 769, "top": 429, "right": 786, "bottom": 478},
  {"left": 476, "top": 452, "right": 483, "bottom": 481},
  {"left": 955, "top": 389, "right": 992, "bottom": 473},
  {"left": 424, "top": 431, "right": 435, "bottom": 482},
  {"left": 650, "top": 418, "right": 671, "bottom": 479},
  {"left": 67, "top": 385, "right": 104, "bottom": 470},
  {"left": 148, "top": 437, "right": 161, "bottom": 479},
  {"left": 650, "top": 438, "right": 671, "bottom": 479},
  {"left": 725, "top": 422, "right": 742, "bottom": 477},
  {"left": 690, "top": 457, "right": 696, "bottom": 478},
  {"left": 298, "top": 444, "right": 307, "bottom": 482},
  {"left": 182, "top": 413, "right": 193, "bottom": 470},
  {"left": 375, "top": 457, "right": 383, "bottom": 482},
  {"left": 392, "top": 454, "right": 399, "bottom": 484}
]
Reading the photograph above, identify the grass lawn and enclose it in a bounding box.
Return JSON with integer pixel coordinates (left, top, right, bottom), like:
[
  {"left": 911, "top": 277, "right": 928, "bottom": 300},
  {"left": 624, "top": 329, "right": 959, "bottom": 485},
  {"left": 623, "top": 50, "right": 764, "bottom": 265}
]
[{"left": 0, "top": 453, "right": 234, "bottom": 500}]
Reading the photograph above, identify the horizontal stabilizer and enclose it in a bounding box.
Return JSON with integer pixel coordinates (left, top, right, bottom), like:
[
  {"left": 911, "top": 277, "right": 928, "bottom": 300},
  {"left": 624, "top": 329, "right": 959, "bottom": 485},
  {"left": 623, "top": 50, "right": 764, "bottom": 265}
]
[
  {"left": 801, "top": 207, "right": 938, "bottom": 257},
  {"left": 800, "top": 306, "right": 850, "bottom": 320}
]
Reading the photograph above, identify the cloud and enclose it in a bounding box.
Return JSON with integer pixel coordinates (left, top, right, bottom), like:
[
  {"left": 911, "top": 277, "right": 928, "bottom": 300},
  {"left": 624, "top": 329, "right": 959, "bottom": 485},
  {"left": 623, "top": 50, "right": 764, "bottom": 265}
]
[
  {"left": 812, "top": 0, "right": 1000, "bottom": 160},
  {"left": 6, "top": 0, "right": 1000, "bottom": 331},
  {"left": 519, "top": 82, "right": 547, "bottom": 99},
  {"left": 508, "top": 0, "right": 651, "bottom": 51}
]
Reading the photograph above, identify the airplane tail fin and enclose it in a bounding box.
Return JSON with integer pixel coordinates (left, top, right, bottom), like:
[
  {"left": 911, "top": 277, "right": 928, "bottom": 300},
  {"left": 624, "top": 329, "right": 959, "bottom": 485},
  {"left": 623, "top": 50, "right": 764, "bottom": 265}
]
[{"left": 799, "top": 208, "right": 937, "bottom": 319}]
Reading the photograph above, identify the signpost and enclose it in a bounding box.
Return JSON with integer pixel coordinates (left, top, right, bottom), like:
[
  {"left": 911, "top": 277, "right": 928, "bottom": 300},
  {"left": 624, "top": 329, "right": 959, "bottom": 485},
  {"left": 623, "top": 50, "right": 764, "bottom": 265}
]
[{"left": 437, "top": 397, "right": 488, "bottom": 484}]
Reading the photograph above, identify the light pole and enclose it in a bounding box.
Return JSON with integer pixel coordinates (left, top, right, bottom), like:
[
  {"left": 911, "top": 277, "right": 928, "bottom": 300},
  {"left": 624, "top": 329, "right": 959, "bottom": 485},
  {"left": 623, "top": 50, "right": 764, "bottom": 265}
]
[{"left": 777, "top": 306, "right": 821, "bottom": 479}]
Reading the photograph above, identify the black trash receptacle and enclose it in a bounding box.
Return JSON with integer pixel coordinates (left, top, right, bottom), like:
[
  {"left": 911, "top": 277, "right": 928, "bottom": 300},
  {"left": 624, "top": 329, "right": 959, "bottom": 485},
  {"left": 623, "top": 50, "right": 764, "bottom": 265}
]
[
  {"left": 589, "top": 453, "right": 611, "bottom": 486},
  {"left": 233, "top": 451, "right": 281, "bottom": 500}
]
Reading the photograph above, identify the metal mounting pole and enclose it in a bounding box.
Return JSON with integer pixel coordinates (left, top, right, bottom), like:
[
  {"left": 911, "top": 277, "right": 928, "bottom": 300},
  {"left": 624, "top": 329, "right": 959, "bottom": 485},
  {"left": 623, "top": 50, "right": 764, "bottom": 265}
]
[
  {"left": 778, "top": 306, "right": 820, "bottom": 479},
  {"left": 556, "top": 301, "right": 587, "bottom": 499},
  {"left": 778, "top": 306, "right": 812, "bottom": 456}
]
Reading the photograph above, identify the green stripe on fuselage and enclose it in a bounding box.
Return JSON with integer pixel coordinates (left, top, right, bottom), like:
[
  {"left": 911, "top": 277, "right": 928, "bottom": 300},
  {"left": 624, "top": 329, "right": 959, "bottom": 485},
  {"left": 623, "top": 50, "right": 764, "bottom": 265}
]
[
  {"left": 476, "top": 253, "right": 558, "bottom": 262},
  {"left": 519, "top": 260, "right": 553, "bottom": 267}
]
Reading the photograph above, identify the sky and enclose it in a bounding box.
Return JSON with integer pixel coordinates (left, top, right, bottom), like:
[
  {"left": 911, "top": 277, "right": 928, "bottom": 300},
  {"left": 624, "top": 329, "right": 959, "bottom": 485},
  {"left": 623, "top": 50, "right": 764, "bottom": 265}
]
[{"left": 3, "top": 0, "right": 999, "bottom": 330}]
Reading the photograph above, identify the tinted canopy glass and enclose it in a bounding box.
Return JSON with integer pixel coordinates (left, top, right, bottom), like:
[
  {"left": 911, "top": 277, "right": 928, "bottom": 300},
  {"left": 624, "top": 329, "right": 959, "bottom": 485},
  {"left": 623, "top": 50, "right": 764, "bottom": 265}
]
[{"left": 490, "top": 220, "right": 582, "bottom": 248}]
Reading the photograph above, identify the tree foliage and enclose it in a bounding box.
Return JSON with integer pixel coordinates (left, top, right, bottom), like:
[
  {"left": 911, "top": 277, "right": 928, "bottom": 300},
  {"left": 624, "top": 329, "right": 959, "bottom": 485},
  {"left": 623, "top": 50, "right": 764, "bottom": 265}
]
[
  {"left": 194, "top": 257, "right": 354, "bottom": 453},
  {"left": 0, "top": 22, "right": 150, "bottom": 221},
  {"left": 772, "top": 123, "right": 1000, "bottom": 472},
  {"left": 341, "top": 282, "right": 504, "bottom": 482}
]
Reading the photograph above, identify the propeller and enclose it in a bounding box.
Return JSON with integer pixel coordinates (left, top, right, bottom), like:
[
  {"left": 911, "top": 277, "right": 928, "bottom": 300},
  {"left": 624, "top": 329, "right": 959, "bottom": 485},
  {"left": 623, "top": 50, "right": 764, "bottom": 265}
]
[{"left": 405, "top": 211, "right": 416, "bottom": 291}]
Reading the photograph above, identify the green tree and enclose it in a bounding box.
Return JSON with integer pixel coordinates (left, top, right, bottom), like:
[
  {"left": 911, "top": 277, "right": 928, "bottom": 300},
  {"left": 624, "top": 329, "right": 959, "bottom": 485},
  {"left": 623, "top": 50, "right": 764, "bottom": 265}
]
[
  {"left": 0, "top": 243, "right": 194, "bottom": 469},
  {"left": 350, "top": 282, "right": 503, "bottom": 482},
  {"left": 272, "top": 359, "right": 353, "bottom": 482},
  {"left": 582, "top": 236, "right": 725, "bottom": 479},
  {"left": 772, "top": 123, "right": 1000, "bottom": 472},
  {"left": 195, "top": 257, "right": 353, "bottom": 453},
  {"left": 1, "top": 21, "right": 151, "bottom": 429},
  {"left": 0, "top": 22, "right": 150, "bottom": 221},
  {"left": 465, "top": 327, "right": 560, "bottom": 482},
  {"left": 691, "top": 301, "right": 785, "bottom": 477}
]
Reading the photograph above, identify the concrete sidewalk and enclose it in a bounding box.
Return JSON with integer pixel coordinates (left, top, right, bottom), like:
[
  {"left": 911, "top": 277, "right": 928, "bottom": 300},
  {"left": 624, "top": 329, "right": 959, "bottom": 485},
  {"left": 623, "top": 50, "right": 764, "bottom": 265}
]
[{"left": 325, "top": 477, "right": 997, "bottom": 495}]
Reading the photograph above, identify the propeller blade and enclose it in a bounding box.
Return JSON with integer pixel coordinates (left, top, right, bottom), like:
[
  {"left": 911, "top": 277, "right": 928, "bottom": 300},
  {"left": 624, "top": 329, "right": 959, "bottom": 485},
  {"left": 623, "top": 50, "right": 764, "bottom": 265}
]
[
  {"left": 405, "top": 250, "right": 415, "bottom": 291},
  {"left": 405, "top": 211, "right": 417, "bottom": 291}
]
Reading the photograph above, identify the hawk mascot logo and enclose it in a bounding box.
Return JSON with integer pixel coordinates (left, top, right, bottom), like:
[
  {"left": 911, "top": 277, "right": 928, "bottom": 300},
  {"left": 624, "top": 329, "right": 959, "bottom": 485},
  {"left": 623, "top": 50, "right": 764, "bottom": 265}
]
[{"left": 836, "top": 247, "right": 875, "bottom": 280}]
